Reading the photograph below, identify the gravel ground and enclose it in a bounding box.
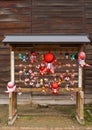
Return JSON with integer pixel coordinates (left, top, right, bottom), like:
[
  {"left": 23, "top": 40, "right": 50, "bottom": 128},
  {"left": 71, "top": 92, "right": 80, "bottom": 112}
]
[{"left": 0, "top": 104, "right": 92, "bottom": 130}]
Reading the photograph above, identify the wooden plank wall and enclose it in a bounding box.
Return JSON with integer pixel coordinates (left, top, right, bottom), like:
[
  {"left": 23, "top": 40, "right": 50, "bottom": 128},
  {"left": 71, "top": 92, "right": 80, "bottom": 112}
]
[
  {"left": 0, "top": 0, "right": 31, "bottom": 35},
  {"left": 0, "top": 0, "right": 92, "bottom": 104},
  {"left": 85, "top": 0, "right": 92, "bottom": 39},
  {"left": 0, "top": 0, "right": 31, "bottom": 89},
  {"left": 84, "top": 45, "right": 92, "bottom": 104},
  {"left": 84, "top": 0, "right": 92, "bottom": 104},
  {"left": 0, "top": 45, "right": 10, "bottom": 88},
  {"left": 32, "top": 0, "right": 85, "bottom": 34}
]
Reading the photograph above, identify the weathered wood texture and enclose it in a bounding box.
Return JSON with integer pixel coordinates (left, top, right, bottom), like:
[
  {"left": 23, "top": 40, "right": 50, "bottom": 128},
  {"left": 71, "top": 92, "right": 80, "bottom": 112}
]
[
  {"left": 84, "top": 0, "right": 92, "bottom": 103},
  {"left": 32, "top": 0, "right": 85, "bottom": 34},
  {"left": 0, "top": 46, "right": 10, "bottom": 88},
  {"left": 0, "top": 0, "right": 92, "bottom": 35},
  {"left": 0, "top": 0, "right": 31, "bottom": 36},
  {"left": 84, "top": 45, "right": 92, "bottom": 97},
  {"left": 0, "top": 0, "right": 31, "bottom": 89},
  {"left": 85, "top": 0, "right": 92, "bottom": 40},
  {"left": 0, "top": 0, "right": 92, "bottom": 104},
  {"left": 0, "top": 0, "right": 88, "bottom": 35}
]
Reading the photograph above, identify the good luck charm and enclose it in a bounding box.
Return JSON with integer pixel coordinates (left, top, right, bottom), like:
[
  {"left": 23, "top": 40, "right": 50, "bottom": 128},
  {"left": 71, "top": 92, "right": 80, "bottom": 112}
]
[{"left": 43, "top": 52, "right": 56, "bottom": 74}]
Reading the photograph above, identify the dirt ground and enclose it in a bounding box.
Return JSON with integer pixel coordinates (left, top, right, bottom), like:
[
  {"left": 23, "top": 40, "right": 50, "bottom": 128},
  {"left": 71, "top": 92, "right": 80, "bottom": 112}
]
[{"left": 0, "top": 104, "right": 92, "bottom": 129}]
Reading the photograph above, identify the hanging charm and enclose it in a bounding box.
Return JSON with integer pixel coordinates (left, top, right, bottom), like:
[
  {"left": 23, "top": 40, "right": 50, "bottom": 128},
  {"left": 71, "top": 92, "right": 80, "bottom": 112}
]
[
  {"left": 39, "top": 64, "right": 46, "bottom": 76},
  {"left": 22, "top": 55, "right": 26, "bottom": 62},
  {"left": 40, "top": 79, "right": 44, "bottom": 86},
  {"left": 36, "top": 81, "right": 40, "bottom": 88},
  {"left": 24, "top": 78, "right": 30, "bottom": 86},
  {"left": 51, "top": 82, "right": 59, "bottom": 94},
  {"left": 65, "top": 84, "right": 70, "bottom": 91},
  {"left": 64, "top": 70, "right": 70, "bottom": 81},
  {"left": 43, "top": 52, "right": 56, "bottom": 74},
  {"left": 78, "top": 51, "right": 90, "bottom": 67},
  {"left": 30, "top": 52, "right": 38, "bottom": 63},
  {"left": 41, "top": 86, "right": 46, "bottom": 94},
  {"left": 71, "top": 54, "right": 75, "bottom": 60},
  {"left": 5, "top": 82, "right": 16, "bottom": 93},
  {"left": 19, "top": 70, "right": 23, "bottom": 81},
  {"left": 65, "top": 52, "right": 69, "bottom": 59},
  {"left": 19, "top": 64, "right": 23, "bottom": 68},
  {"left": 24, "top": 69, "right": 30, "bottom": 77},
  {"left": 26, "top": 52, "right": 29, "bottom": 61},
  {"left": 18, "top": 53, "right": 23, "bottom": 60}
]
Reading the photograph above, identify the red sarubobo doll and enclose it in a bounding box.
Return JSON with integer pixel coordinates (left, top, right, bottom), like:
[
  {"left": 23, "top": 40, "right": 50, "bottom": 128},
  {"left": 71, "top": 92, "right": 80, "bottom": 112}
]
[
  {"left": 5, "top": 81, "right": 16, "bottom": 94},
  {"left": 30, "top": 52, "right": 38, "bottom": 63},
  {"left": 39, "top": 64, "right": 47, "bottom": 76},
  {"left": 43, "top": 52, "right": 56, "bottom": 74},
  {"left": 51, "top": 82, "right": 59, "bottom": 94},
  {"left": 78, "top": 51, "right": 90, "bottom": 67}
]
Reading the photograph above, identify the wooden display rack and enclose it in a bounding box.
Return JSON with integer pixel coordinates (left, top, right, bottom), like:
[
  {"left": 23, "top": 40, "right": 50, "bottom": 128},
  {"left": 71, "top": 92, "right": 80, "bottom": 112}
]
[{"left": 7, "top": 43, "right": 85, "bottom": 125}]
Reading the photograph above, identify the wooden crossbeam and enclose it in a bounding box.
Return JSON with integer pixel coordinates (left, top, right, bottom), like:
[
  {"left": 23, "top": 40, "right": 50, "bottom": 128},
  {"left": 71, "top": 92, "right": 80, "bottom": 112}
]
[{"left": 16, "top": 87, "right": 82, "bottom": 93}]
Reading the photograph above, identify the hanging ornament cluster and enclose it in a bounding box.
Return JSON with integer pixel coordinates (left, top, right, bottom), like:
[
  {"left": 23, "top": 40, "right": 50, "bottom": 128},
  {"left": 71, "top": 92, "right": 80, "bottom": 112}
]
[
  {"left": 64, "top": 52, "right": 78, "bottom": 60},
  {"left": 59, "top": 69, "right": 76, "bottom": 92},
  {"left": 14, "top": 49, "right": 82, "bottom": 100},
  {"left": 18, "top": 52, "right": 38, "bottom": 63}
]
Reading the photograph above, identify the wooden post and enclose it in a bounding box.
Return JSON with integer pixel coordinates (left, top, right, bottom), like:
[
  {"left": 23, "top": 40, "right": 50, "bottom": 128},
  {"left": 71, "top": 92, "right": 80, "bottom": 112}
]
[
  {"left": 76, "top": 66, "right": 84, "bottom": 124},
  {"left": 8, "top": 92, "right": 13, "bottom": 121},
  {"left": 8, "top": 47, "right": 17, "bottom": 125}
]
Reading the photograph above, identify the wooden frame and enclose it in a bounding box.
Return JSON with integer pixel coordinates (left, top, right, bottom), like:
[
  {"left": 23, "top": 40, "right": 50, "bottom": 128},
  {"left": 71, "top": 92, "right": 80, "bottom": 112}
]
[
  {"left": 76, "top": 46, "right": 84, "bottom": 124},
  {"left": 76, "top": 66, "right": 84, "bottom": 124},
  {"left": 8, "top": 44, "right": 85, "bottom": 125},
  {"left": 8, "top": 47, "right": 17, "bottom": 125}
]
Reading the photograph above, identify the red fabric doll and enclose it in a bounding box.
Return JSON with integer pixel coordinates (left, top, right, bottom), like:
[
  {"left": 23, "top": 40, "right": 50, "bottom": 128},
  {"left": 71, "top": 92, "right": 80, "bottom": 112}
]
[
  {"left": 43, "top": 52, "right": 56, "bottom": 74},
  {"left": 51, "top": 82, "right": 59, "bottom": 94},
  {"left": 5, "top": 81, "right": 16, "bottom": 93},
  {"left": 78, "top": 51, "right": 90, "bottom": 67}
]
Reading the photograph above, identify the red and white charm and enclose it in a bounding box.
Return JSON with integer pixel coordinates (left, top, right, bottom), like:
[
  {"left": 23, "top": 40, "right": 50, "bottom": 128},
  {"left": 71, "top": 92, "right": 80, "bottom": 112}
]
[
  {"left": 43, "top": 52, "right": 56, "bottom": 74},
  {"left": 5, "top": 81, "right": 16, "bottom": 93},
  {"left": 51, "top": 82, "right": 59, "bottom": 94},
  {"left": 78, "top": 51, "right": 90, "bottom": 67},
  {"left": 30, "top": 52, "right": 38, "bottom": 63}
]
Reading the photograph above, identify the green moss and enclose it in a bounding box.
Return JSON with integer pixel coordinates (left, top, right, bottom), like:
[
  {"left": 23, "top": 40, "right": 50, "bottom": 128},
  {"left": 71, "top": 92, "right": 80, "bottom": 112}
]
[
  {"left": 84, "top": 106, "right": 92, "bottom": 126},
  {"left": 21, "top": 115, "right": 32, "bottom": 120}
]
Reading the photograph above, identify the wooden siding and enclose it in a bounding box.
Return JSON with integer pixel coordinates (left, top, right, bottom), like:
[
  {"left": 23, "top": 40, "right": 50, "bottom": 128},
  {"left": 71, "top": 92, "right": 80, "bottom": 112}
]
[
  {"left": 32, "top": 0, "right": 85, "bottom": 34},
  {"left": 85, "top": 0, "right": 92, "bottom": 39},
  {"left": 0, "top": 0, "right": 31, "bottom": 36},
  {"left": 84, "top": 45, "right": 92, "bottom": 104},
  {"left": 84, "top": 0, "right": 92, "bottom": 104},
  {"left": 0, "top": 0, "right": 86, "bottom": 35},
  {"left": 0, "top": 0, "right": 92, "bottom": 104},
  {"left": 0, "top": 0, "right": 32, "bottom": 90},
  {"left": 0, "top": 46, "right": 10, "bottom": 89},
  {"left": 0, "top": 0, "right": 91, "bottom": 35}
]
